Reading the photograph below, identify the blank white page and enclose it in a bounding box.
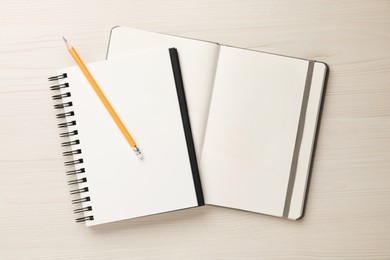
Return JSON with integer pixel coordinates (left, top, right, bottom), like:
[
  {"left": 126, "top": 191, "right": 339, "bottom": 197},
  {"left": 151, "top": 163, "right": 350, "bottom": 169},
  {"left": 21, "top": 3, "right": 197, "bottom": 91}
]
[
  {"left": 57, "top": 49, "right": 198, "bottom": 226},
  {"left": 107, "top": 27, "right": 220, "bottom": 164},
  {"left": 201, "top": 46, "right": 309, "bottom": 217}
]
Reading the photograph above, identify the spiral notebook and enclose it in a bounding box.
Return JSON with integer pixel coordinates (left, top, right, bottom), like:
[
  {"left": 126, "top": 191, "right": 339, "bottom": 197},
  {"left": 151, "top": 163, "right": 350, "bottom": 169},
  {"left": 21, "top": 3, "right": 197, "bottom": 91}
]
[{"left": 49, "top": 48, "right": 203, "bottom": 226}]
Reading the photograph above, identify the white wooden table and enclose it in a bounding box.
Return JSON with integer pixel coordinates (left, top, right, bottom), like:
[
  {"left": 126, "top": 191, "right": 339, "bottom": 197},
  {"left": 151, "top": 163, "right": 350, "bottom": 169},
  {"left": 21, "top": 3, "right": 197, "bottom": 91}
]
[{"left": 1, "top": 1, "right": 389, "bottom": 259}]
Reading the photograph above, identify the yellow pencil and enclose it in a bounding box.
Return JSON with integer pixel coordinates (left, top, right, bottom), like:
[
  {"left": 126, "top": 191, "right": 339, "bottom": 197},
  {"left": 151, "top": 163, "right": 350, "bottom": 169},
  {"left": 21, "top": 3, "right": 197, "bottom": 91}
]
[{"left": 62, "top": 37, "right": 143, "bottom": 159}]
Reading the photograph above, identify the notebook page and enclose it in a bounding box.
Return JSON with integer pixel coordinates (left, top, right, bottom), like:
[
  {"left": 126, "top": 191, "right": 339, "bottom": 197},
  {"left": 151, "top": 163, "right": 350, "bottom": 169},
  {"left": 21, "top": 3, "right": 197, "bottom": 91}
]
[
  {"left": 58, "top": 50, "right": 198, "bottom": 226},
  {"left": 107, "top": 27, "right": 220, "bottom": 163},
  {"left": 201, "top": 46, "right": 309, "bottom": 217}
]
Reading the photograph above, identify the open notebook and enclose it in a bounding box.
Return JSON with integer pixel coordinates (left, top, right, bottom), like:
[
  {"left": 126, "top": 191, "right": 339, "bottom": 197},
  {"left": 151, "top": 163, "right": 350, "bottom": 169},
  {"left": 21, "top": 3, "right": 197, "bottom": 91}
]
[
  {"left": 50, "top": 49, "right": 203, "bottom": 226},
  {"left": 106, "top": 27, "right": 328, "bottom": 220}
]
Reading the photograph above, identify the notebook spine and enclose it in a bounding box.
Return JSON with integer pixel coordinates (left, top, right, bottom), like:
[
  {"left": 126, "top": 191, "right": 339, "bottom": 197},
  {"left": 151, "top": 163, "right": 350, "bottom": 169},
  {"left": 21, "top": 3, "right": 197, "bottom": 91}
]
[{"left": 49, "top": 73, "right": 94, "bottom": 223}]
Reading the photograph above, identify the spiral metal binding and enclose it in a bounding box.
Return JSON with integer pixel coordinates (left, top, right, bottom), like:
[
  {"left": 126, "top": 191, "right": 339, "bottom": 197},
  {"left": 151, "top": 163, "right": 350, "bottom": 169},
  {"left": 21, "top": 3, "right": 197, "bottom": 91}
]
[
  {"left": 48, "top": 73, "right": 67, "bottom": 81},
  {"left": 67, "top": 177, "right": 87, "bottom": 186},
  {"left": 75, "top": 216, "right": 94, "bottom": 223},
  {"left": 55, "top": 102, "right": 73, "bottom": 109},
  {"left": 50, "top": 82, "right": 69, "bottom": 90},
  {"left": 60, "top": 130, "right": 78, "bottom": 137},
  {"left": 49, "top": 73, "right": 93, "bottom": 223},
  {"left": 61, "top": 140, "right": 80, "bottom": 147},
  {"left": 70, "top": 187, "right": 89, "bottom": 195},
  {"left": 74, "top": 206, "right": 92, "bottom": 214},
  {"left": 63, "top": 149, "right": 82, "bottom": 156},
  {"left": 52, "top": 92, "right": 71, "bottom": 100},
  {"left": 66, "top": 168, "right": 85, "bottom": 175},
  {"left": 58, "top": 121, "right": 76, "bottom": 128},
  {"left": 72, "top": 196, "right": 90, "bottom": 204},
  {"left": 56, "top": 111, "right": 74, "bottom": 118}
]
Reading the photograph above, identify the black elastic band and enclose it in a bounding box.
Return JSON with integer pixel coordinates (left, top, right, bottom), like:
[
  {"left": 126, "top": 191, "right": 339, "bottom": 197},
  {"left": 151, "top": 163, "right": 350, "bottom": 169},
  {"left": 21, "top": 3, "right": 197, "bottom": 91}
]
[{"left": 169, "top": 48, "right": 205, "bottom": 206}]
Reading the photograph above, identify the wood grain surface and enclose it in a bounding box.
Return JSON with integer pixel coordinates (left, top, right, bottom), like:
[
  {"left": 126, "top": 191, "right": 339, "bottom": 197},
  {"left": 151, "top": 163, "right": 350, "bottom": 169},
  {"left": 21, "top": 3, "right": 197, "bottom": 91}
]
[{"left": 0, "top": 0, "right": 389, "bottom": 259}]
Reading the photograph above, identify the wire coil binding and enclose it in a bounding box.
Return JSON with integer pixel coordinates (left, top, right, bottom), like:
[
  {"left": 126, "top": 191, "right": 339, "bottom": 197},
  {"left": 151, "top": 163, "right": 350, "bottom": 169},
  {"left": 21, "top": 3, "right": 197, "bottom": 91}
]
[{"left": 49, "top": 73, "right": 93, "bottom": 223}]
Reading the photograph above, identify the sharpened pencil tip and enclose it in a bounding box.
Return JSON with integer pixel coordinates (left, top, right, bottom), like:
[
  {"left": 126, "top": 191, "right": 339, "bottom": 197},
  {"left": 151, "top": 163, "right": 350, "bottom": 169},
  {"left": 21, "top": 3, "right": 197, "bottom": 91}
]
[{"left": 62, "top": 36, "right": 71, "bottom": 49}]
